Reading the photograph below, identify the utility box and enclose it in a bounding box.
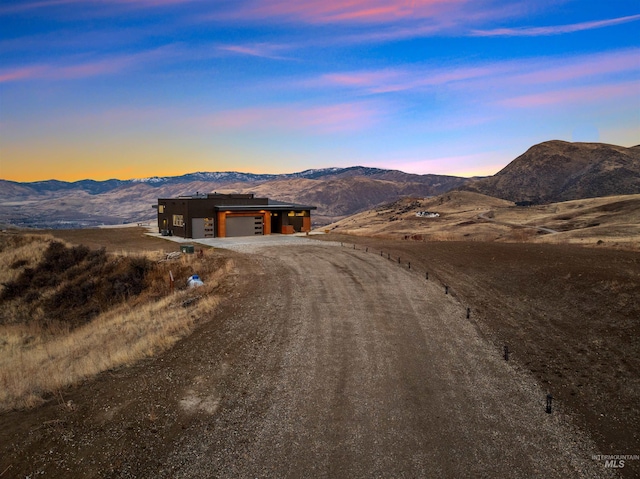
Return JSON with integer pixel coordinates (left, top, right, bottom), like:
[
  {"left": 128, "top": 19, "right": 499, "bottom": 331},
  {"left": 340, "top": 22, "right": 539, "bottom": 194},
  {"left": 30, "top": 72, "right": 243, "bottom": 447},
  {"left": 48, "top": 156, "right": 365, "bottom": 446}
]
[{"left": 180, "top": 244, "right": 195, "bottom": 254}]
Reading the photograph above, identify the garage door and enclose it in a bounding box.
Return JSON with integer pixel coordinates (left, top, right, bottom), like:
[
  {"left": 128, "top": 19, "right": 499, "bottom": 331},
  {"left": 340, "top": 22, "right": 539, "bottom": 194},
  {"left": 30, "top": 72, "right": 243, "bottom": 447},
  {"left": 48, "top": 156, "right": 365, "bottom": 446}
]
[{"left": 226, "top": 216, "right": 263, "bottom": 237}]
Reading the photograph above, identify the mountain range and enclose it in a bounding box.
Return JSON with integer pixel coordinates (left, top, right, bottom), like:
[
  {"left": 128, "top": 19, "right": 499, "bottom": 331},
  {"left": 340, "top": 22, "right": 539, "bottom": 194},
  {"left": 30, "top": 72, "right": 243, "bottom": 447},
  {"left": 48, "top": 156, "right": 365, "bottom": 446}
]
[
  {"left": 1, "top": 141, "right": 638, "bottom": 229},
  {"left": 0, "top": 167, "right": 468, "bottom": 228}
]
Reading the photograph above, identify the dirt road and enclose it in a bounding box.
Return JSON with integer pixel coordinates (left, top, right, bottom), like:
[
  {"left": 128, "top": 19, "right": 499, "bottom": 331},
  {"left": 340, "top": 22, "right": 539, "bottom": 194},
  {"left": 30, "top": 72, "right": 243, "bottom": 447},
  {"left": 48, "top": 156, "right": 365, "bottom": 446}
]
[
  {"left": 0, "top": 241, "right": 614, "bottom": 478},
  {"left": 477, "top": 211, "right": 559, "bottom": 234}
]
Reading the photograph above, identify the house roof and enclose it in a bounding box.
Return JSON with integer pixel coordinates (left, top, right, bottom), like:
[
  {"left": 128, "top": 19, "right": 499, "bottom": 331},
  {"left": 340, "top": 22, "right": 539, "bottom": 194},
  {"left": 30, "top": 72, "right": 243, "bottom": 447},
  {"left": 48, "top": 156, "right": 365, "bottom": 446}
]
[{"left": 217, "top": 202, "right": 316, "bottom": 212}]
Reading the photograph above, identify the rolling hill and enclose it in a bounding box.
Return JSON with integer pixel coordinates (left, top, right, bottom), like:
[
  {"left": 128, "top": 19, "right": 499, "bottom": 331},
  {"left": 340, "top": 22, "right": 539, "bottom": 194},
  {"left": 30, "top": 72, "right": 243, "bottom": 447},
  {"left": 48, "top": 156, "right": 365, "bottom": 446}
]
[
  {"left": 325, "top": 190, "right": 640, "bottom": 249},
  {"left": 460, "top": 141, "right": 640, "bottom": 203}
]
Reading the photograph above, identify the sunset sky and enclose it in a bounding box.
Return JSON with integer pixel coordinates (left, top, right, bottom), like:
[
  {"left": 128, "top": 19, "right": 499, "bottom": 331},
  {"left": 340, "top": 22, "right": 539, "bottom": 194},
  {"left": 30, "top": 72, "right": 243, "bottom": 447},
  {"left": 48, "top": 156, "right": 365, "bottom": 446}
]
[{"left": 1, "top": 1, "right": 639, "bottom": 182}]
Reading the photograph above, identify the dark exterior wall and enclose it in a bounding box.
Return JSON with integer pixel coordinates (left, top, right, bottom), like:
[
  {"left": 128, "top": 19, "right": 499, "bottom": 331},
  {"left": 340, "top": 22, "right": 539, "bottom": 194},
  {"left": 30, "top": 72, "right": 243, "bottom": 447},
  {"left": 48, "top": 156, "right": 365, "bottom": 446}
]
[
  {"left": 157, "top": 196, "right": 314, "bottom": 238},
  {"left": 206, "top": 194, "right": 268, "bottom": 206},
  {"left": 158, "top": 199, "right": 189, "bottom": 237}
]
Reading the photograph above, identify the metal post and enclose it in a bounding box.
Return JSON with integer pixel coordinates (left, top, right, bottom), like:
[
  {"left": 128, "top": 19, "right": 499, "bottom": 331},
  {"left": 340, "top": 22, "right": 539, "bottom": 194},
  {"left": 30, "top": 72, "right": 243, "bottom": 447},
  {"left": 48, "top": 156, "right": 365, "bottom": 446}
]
[
  {"left": 504, "top": 345, "right": 509, "bottom": 361},
  {"left": 169, "top": 271, "right": 175, "bottom": 294},
  {"left": 398, "top": 257, "right": 401, "bottom": 264},
  {"left": 425, "top": 272, "right": 429, "bottom": 280},
  {"left": 466, "top": 307, "right": 470, "bottom": 319},
  {"left": 546, "top": 394, "right": 553, "bottom": 414},
  {"left": 445, "top": 285, "right": 449, "bottom": 294},
  {"left": 408, "top": 262, "right": 410, "bottom": 269}
]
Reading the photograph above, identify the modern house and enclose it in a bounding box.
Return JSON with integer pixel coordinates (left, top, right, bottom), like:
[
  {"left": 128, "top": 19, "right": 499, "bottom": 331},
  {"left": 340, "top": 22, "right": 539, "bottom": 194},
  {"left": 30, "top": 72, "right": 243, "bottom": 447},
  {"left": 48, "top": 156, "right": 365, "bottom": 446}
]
[{"left": 156, "top": 193, "right": 316, "bottom": 238}]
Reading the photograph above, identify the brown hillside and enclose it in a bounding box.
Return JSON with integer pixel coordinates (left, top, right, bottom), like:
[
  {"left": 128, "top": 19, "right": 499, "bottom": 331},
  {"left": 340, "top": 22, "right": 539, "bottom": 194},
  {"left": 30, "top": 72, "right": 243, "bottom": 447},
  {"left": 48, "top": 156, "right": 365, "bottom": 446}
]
[
  {"left": 461, "top": 140, "right": 640, "bottom": 203},
  {"left": 326, "top": 191, "right": 640, "bottom": 249}
]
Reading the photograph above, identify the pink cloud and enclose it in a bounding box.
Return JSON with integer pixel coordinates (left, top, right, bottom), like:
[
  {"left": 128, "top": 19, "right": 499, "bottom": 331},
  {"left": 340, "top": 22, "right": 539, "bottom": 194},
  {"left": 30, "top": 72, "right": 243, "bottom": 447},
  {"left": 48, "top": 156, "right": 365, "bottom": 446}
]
[
  {"left": 320, "top": 70, "right": 403, "bottom": 87},
  {"left": 309, "top": 65, "right": 504, "bottom": 94},
  {"left": 234, "top": 0, "right": 467, "bottom": 24},
  {"left": 0, "top": 46, "right": 177, "bottom": 82},
  {"left": 472, "top": 13, "right": 640, "bottom": 36},
  {"left": 0, "top": 65, "right": 47, "bottom": 82},
  {"left": 0, "top": 0, "right": 200, "bottom": 14},
  {"left": 508, "top": 49, "right": 640, "bottom": 85},
  {"left": 218, "top": 43, "right": 292, "bottom": 60},
  {"left": 0, "top": 58, "right": 129, "bottom": 82},
  {"left": 203, "top": 102, "right": 384, "bottom": 133},
  {"left": 341, "top": 48, "right": 638, "bottom": 95},
  {"left": 501, "top": 81, "right": 640, "bottom": 108}
]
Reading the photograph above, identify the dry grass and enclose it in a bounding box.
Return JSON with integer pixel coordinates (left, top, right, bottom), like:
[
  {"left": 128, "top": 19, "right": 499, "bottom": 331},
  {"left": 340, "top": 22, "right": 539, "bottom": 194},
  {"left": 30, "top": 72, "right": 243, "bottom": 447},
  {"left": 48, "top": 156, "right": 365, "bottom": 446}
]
[
  {"left": 325, "top": 192, "right": 640, "bottom": 250},
  {"left": 0, "top": 232, "right": 233, "bottom": 411},
  {"left": 0, "top": 233, "right": 58, "bottom": 286}
]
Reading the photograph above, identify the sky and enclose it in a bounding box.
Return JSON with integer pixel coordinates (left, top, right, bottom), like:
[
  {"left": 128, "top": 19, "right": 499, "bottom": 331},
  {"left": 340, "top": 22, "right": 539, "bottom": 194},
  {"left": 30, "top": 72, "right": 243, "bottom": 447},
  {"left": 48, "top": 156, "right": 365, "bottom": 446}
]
[{"left": 0, "top": 0, "right": 639, "bottom": 182}]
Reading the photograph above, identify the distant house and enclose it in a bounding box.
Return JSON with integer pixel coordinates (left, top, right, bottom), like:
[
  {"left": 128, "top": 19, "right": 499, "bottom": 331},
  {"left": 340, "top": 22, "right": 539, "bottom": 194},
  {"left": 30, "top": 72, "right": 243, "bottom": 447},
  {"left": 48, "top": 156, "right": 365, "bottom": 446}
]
[
  {"left": 155, "top": 193, "right": 316, "bottom": 238},
  {"left": 416, "top": 211, "right": 440, "bottom": 218}
]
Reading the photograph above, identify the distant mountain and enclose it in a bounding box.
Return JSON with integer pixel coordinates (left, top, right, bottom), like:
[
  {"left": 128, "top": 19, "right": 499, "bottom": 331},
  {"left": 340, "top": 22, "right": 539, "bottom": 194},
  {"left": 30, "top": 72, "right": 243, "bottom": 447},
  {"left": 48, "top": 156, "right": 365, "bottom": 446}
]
[
  {"left": 460, "top": 141, "right": 640, "bottom": 203},
  {"left": 0, "top": 167, "right": 469, "bottom": 228},
  {"left": 231, "top": 174, "right": 468, "bottom": 224},
  {"left": 6, "top": 140, "right": 635, "bottom": 230},
  {"left": 1, "top": 167, "right": 385, "bottom": 198}
]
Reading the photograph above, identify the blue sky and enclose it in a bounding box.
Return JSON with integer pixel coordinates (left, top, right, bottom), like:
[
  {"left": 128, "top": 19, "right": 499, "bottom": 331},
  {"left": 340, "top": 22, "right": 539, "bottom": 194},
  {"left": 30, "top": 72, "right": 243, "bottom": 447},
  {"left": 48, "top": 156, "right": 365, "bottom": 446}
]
[{"left": 0, "top": 0, "right": 638, "bottom": 181}]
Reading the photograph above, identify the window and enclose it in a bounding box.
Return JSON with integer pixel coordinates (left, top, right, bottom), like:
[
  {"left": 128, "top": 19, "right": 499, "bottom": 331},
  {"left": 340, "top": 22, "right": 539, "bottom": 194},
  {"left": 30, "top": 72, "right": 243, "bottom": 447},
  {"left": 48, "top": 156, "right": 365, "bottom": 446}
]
[
  {"left": 158, "top": 205, "right": 165, "bottom": 213},
  {"left": 173, "top": 214, "right": 184, "bottom": 227}
]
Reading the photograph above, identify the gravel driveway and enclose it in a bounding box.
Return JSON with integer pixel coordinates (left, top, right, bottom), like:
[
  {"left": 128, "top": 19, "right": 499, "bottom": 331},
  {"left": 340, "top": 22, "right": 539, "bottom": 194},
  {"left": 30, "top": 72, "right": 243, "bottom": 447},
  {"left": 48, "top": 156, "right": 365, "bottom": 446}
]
[{"left": 160, "top": 242, "right": 607, "bottom": 478}]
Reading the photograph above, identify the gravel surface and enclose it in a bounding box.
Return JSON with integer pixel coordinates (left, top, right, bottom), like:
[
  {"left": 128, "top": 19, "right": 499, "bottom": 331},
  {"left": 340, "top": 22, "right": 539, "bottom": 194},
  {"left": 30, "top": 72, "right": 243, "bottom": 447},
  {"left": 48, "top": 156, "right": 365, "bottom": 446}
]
[
  {"left": 161, "top": 243, "right": 607, "bottom": 478},
  {"left": 0, "top": 240, "right": 619, "bottom": 478}
]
